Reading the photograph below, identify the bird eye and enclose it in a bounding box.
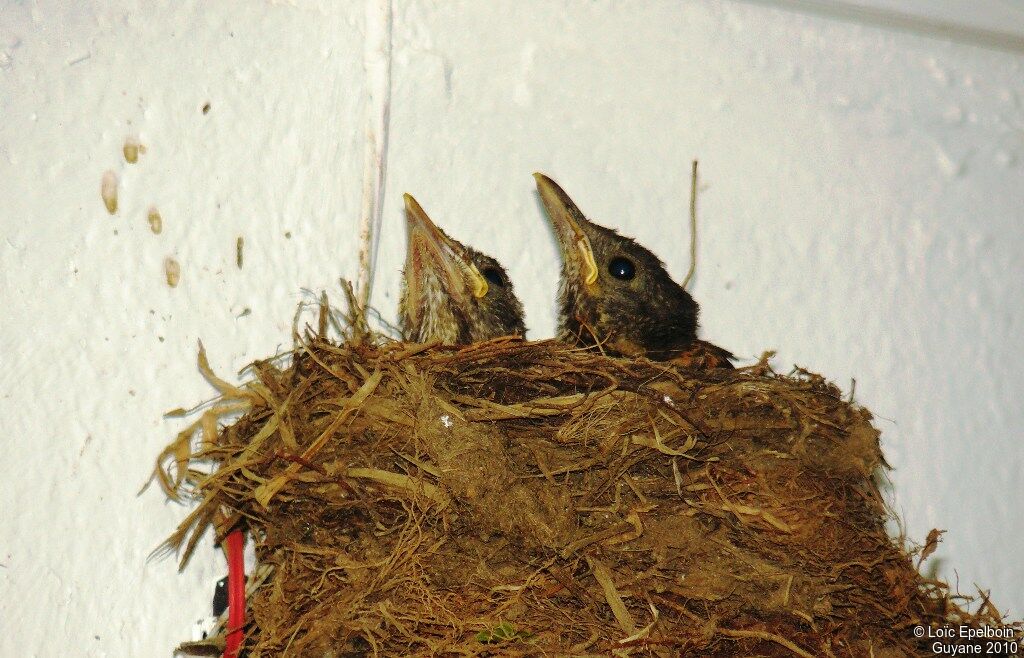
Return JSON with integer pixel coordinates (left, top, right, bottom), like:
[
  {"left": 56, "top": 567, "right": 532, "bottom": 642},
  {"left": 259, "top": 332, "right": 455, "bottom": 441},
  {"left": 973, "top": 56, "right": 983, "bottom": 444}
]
[
  {"left": 608, "top": 257, "right": 635, "bottom": 280},
  {"left": 481, "top": 268, "right": 504, "bottom": 287}
]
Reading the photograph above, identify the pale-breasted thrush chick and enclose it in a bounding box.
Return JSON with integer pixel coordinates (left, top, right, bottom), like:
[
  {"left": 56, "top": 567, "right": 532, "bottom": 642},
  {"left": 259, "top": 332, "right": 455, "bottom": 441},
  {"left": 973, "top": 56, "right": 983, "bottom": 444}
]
[
  {"left": 399, "top": 194, "right": 526, "bottom": 344},
  {"left": 534, "top": 173, "right": 733, "bottom": 368}
]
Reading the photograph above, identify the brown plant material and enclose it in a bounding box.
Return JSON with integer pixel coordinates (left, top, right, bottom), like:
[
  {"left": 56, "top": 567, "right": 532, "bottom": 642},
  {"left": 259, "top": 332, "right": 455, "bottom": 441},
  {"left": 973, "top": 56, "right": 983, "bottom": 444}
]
[{"left": 158, "top": 307, "right": 1020, "bottom": 657}]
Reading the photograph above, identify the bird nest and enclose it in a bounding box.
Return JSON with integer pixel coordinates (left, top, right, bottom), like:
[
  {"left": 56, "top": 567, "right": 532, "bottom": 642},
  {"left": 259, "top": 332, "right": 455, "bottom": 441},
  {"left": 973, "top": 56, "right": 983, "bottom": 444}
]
[{"left": 157, "top": 310, "right": 1020, "bottom": 657}]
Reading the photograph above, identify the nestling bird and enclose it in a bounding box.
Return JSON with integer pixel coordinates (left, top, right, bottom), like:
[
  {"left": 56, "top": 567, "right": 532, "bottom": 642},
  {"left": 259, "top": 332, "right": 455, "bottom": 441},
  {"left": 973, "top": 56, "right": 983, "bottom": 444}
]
[
  {"left": 399, "top": 193, "right": 526, "bottom": 344},
  {"left": 534, "top": 173, "right": 734, "bottom": 368}
]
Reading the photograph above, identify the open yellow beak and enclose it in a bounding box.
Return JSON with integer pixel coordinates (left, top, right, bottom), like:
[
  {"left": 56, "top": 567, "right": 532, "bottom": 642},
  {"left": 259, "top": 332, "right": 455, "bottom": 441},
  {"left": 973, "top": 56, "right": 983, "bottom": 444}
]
[{"left": 403, "top": 194, "right": 489, "bottom": 299}]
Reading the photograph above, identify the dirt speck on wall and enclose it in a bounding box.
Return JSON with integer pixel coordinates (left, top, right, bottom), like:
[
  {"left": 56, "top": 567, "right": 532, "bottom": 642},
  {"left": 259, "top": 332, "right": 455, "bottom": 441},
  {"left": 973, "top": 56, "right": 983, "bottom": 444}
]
[
  {"left": 148, "top": 207, "right": 163, "bottom": 234},
  {"left": 164, "top": 257, "right": 181, "bottom": 287},
  {"left": 100, "top": 170, "right": 118, "bottom": 214},
  {"left": 123, "top": 136, "right": 144, "bottom": 164}
]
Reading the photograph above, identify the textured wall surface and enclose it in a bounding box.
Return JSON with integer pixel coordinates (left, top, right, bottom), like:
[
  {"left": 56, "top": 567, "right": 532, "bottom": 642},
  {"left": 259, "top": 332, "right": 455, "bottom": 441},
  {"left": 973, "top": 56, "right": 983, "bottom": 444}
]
[{"left": 1, "top": 1, "right": 1022, "bottom": 655}]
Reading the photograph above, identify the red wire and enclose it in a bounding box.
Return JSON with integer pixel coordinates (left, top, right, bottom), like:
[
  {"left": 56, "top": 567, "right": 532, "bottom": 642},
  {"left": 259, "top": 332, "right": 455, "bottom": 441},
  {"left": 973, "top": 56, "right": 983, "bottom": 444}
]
[{"left": 224, "top": 530, "right": 246, "bottom": 658}]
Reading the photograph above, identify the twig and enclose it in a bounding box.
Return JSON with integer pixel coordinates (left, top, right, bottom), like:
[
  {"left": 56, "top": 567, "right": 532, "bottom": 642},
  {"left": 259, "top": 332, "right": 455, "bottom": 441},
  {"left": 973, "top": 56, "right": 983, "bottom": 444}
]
[
  {"left": 719, "top": 628, "right": 815, "bottom": 658},
  {"left": 587, "top": 557, "right": 636, "bottom": 635},
  {"left": 355, "top": 0, "right": 393, "bottom": 312},
  {"left": 736, "top": 0, "right": 1024, "bottom": 54},
  {"left": 681, "top": 159, "right": 698, "bottom": 289}
]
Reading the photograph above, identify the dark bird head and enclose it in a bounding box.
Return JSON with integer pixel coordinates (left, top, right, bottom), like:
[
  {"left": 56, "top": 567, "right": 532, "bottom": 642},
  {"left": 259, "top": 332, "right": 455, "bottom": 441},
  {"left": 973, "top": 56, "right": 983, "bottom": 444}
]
[
  {"left": 399, "top": 194, "right": 526, "bottom": 344},
  {"left": 534, "top": 173, "right": 699, "bottom": 360}
]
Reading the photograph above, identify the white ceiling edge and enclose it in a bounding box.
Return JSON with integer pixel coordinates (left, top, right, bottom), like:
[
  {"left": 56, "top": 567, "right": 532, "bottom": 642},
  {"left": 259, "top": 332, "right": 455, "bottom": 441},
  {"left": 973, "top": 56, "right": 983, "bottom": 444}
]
[{"left": 736, "top": 0, "right": 1024, "bottom": 53}]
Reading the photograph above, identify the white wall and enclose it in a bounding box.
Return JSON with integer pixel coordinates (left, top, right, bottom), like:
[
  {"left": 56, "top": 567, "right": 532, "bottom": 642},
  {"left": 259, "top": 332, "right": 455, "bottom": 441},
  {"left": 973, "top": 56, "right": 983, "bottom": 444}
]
[{"left": 1, "top": 1, "right": 1021, "bottom": 654}]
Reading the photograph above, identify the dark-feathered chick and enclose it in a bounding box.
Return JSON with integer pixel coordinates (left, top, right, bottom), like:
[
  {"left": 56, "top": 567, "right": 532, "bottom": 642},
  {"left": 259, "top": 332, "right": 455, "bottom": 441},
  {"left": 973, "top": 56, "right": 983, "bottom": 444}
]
[
  {"left": 399, "top": 194, "right": 526, "bottom": 345},
  {"left": 534, "top": 173, "right": 733, "bottom": 368}
]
